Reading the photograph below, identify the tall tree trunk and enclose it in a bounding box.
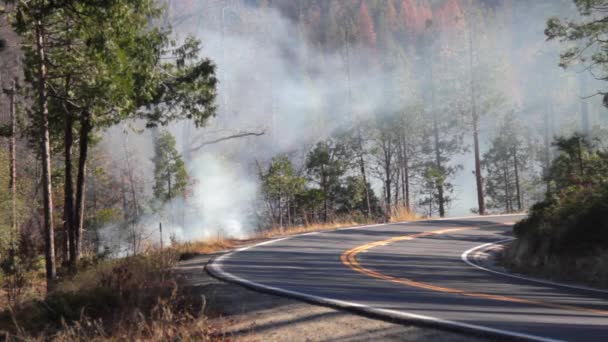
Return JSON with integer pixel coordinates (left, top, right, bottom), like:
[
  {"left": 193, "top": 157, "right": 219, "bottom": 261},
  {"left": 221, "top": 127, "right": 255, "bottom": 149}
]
[
  {"left": 469, "top": 23, "right": 485, "bottom": 216},
  {"left": 503, "top": 165, "right": 510, "bottom": 213},
  {"left": 543, "top": 108, "right": 552, "bottom": 194},
  {"left": 402, "top": 136, "right": 410, "bottom": 211},
  {"left": 433, "top": 119, "right": 444, "bottom": 217},
  {"left": 74, "top": 110, "right": 91, "bottom": 262},
  {"left": 8, "top": 80, "right": 17, "bottom": 245},
  {"left": 279, "top": 192, "right": 283, "bottom": 229},
  {"left": 429, "top": 52, "right": 445, "bottom": 217},
  {"left": 322, "top": 172, "right": 328, "bottom": 223},
  {"left": 394, "top": 159, "right": 400, "bottom": 208},
  {"left": 359, "top": 154, "right": 371, "bottom": 218},
  {"left": 36, "top": 21, "right": 56, "bottom": 289},
  {"left": 356, "top": 126, "right": 371, "bottom": 219},
  {"left": 64, "top": 112, "right": 75, "bottom": 267},
  {"left": 579, "top": 73, "right": 591, "bottom": 136},
  {"left": 512, "top": 148, "right": 522, "bottom": 212},
  {"left": 287, "top": 198, "right": 291, "bottom": 226},
  {"left": 384, "top": 142, "right": 392, "bottom": 221}
]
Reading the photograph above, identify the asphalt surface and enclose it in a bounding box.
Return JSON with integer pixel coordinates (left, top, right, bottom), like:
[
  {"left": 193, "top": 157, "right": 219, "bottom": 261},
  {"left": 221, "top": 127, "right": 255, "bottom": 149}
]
[{"left": 209, "top": 215, "right": 608, "bottom": 341}]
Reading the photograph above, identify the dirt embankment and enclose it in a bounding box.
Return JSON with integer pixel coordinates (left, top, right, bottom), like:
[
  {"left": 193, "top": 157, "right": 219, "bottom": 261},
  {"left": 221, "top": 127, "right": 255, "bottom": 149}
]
[{"left": 176, "top": 254, "right": 483, "bottom": 342}]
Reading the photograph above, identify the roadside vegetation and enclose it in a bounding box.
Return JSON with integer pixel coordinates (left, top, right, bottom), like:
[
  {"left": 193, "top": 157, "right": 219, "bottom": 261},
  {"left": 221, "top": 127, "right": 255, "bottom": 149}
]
[
  {"left": 504, "top": 0, "right": 608, "bottom": 287},
  {"left": 0, "top": 249, "right": 218, "bottom": 341},
  {"left": 504, "top": 135, "right": 608, "bottom": 287}
]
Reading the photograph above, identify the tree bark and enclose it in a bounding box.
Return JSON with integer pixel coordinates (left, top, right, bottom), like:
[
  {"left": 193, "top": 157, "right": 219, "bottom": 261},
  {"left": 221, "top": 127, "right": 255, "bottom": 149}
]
[
  {"left": 402, "top": 136, "right": 410, "bottom": 211},
  {"left": 64, "top": 112, "right": 75, "bottom": 267},
  {"left": 512, "top": 147, "right": 522, "bottom": 212},
  {"left": 36, "top": 21, "right": 56, "bottom": 289},
  {"left": 356, "top": 127, "right": 371, "bottom": 219},
  {"left": 469, "top": 23, "right": 485, "bottom": 216},
  {"left": 383, "top": 139, "right": 392, "bottom": 221},
  {"left": 74, "top": 110, "right": 91, "bottom": 262},
  {"left": 543, "top": 108, "right": 552, "bottom": 194},
  {"left": 359, "top": 154, "right": 371, "bottom": 218},
  {"left": 503, "top": 162, "right": 512, "bottom": 213},
  {"left": 579, "top": 73, "right": 591, "bottom": 136},
  {"left": 394, "top": 158, "right": 400, "bottom": 208},
  {"left": 8, "top": 80, "right": 17, "bottom": 245},
  {"left": 322, "top": 169, "right": 328, "bottom": 223},
  {"left": 429, "top": 48, "right": 445, "bottom": 217}
]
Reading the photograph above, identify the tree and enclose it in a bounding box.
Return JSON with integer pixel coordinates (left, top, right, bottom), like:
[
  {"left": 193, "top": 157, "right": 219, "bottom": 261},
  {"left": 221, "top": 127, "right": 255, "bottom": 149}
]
[
  {"left": 420, "top": 18, "right": 466, "bottom": 217},
  {"left": 395, "top": 106, "right": 426, "bottom": 212},
  {"left": 152, "top": 131, "right": 189, "bottom": 203},
  {"left": 10, "top": 0, "right": 217, "bottom": 269},
  {"left": 260, "top": 155, "right": 305, "bottom": 228},
  {"left": 306, "top": 140, "right": 348, "bottom": 222},
  {"left": 545, "top": 1, "right": 608, "bottom": 108},
  {"left": 465, "top": 6, "right": 486, "bottom": 215},
  {"left": 10, "top": 0, "right": 57, "bottom": 287},
  {"left": 336, "top": 121, "right": 373, "bottom": 218},
  {"left": 549, "top": 134, "right": 608, "bottom": 190},
  {"left": 482, "top": 114, "right": 531, "bottom": 213},
  {"left": 370, "top": 114, "right": 398, "bottom": 220},
  {"left": 2, "top": 79, "right": 18, "bottom": 246},
  {"left": 334, "top": 175, "right": 381, "bottom": 219}
]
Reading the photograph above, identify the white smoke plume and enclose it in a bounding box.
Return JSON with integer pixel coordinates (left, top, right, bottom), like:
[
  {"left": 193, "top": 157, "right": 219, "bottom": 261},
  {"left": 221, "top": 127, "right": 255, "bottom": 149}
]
[{"left": 96, "top": 1, "right": 608, "bottom": 252}]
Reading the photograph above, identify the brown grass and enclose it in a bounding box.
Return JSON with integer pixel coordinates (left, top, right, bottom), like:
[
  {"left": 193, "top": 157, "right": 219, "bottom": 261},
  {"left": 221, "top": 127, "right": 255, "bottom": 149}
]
[
  {"left": 173, "top": 219, "right": 375, "bottom": 259},
  {"left": 176, "top": 213, "right": 421, "bottom": 259},
  {"left": 255, "top": 220, "right": 361, "bottom": 239},
  {"left": 1, "top": 250, "right": 218, "bottom": 341},
  {"left": 389, "top": 206, "right": 420, "bottom": 223},
  {"left": 174, "top": 238, "right": 236, "bottom": 259}
]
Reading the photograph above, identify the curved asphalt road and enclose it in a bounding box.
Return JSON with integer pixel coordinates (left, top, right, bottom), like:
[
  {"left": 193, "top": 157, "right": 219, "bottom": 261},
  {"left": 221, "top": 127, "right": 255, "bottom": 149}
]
[{"left": 208, "top": 215, "right": 608, "bottom": 341}]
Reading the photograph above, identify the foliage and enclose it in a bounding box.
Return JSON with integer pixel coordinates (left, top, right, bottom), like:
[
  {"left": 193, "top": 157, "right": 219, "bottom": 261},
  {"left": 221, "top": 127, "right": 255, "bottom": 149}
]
[
  {"left": 545, "top": 0, "right": 608, "bottom": 107},
  {"left": 259, "top": 155, "right": 306, "bottom": 226},
  {"left": 482, "top": 113, "right": 533, "bottom": 212},
  {"left": 511, "top": 135, "right": 608, "bottom": 258},
  {"left": 8, "top": 0, "right": 218, "bottom": 272},
  {"left": 306, "top": 140, "right": 350, "bottom": 221},
  {"left": 152, "top": 131, "right": 189, "bottom": 203}
]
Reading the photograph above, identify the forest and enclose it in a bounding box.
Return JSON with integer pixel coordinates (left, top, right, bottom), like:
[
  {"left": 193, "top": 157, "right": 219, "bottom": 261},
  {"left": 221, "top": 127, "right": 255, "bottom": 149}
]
[{"left": 0, "top": 0, "right": 607, "bottom": 340}]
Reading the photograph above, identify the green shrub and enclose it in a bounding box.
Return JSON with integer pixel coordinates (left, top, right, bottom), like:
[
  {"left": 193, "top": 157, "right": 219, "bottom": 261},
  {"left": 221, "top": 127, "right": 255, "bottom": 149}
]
[{"left": 505, "top": 135, "right": 608, "bottom": 286}]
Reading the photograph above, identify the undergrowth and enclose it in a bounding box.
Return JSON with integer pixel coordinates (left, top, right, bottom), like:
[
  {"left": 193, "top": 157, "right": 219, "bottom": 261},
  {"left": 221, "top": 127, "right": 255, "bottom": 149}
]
[{"left": 0, "top": 250, "right": 217, "bottom": 341}]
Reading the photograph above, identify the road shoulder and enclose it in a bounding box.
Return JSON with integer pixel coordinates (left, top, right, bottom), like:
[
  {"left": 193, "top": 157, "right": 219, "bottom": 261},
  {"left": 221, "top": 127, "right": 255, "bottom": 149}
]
[
  {"left": 463, "top": 239, "right": 608, "bottom": 294},
  {"left": 176, "top": 253, "right": 481, "bottom": 341}
]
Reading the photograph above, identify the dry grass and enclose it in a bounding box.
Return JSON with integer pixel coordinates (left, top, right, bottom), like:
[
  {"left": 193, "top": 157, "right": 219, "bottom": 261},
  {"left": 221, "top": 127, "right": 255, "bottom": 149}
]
[
  {"left": 389, "top": 206, "right": 420, "bottom": 223},
  {"left": 1, "top": 250, "right": 218, "bottom": 341},
  {"left": 174, "top": 238, "right": 236, "bottom": 260},
  {"left": 174, "top": 220, "right": 373, "bottom": 259},
  {"left": 255, "top": 220, "right": 361, "bottom": 239},
  {"left": 176, "top": 213, "right": 421, "bottom": 260}
]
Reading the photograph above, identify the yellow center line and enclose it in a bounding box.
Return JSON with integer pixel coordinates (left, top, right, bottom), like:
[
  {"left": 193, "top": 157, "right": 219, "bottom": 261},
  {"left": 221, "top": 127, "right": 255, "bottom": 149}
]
[{"left": 341, "top": 224, "right": 608, "bottom": 316}]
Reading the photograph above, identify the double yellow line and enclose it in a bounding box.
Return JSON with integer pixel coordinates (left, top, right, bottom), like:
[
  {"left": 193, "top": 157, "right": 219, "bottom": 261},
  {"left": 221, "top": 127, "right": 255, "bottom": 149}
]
[{"left": 341, "top": 224, "right": 608, "bottom": 316}]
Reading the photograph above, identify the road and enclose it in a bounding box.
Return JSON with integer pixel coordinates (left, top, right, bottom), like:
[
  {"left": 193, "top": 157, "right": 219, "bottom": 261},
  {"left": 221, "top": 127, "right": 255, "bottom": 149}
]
[{"left": 207, "top": 215, "right": 608, "bottom": 341}]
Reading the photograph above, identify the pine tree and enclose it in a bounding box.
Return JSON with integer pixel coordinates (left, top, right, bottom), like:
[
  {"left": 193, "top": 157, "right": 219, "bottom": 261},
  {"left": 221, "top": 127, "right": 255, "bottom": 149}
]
[
  {"left": 152, "top": 131, "right": 189, "bottom": 203},
  {"left": 482, "top": 114, "right": 531, "bottom": 213}
]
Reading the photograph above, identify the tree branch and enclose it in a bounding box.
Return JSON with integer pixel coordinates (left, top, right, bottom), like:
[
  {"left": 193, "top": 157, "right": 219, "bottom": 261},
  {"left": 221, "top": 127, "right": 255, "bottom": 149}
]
[{"left": 190, "top": 131, "right": 265, "bottom": 151}]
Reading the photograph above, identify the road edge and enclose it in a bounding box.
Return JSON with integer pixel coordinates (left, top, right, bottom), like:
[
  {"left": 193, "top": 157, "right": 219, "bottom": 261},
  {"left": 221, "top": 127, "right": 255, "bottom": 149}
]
[
  {"left": 462, "top": 239, "right": 608, "bottom": 294},
  {"left": 206, "top": 214, "right": 561, "bottom": 342}
]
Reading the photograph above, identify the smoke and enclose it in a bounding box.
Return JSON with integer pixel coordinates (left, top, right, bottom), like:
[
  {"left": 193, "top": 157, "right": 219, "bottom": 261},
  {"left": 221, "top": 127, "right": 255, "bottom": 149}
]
[
  {"left": 97, "top": 0, "right": 608, "bottom": 250},
  {"left": 98, "top": 125, "right": 258, "bottom": 254}
]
